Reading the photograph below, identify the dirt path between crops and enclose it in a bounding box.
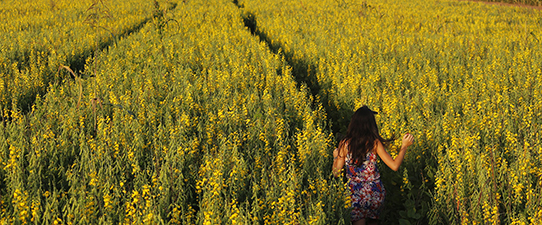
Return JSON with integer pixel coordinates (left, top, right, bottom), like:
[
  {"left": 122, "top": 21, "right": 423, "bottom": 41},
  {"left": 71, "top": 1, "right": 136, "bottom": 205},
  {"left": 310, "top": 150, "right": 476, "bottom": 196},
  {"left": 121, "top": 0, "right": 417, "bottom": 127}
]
[{"left": 459, "top": 0, "right": 542, "bottom": 10}]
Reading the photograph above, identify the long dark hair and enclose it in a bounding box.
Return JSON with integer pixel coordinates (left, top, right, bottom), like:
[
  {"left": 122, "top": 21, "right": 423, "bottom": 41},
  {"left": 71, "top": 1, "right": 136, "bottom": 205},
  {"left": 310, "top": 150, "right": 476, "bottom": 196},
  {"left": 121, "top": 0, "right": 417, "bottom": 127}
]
[{"left": 339, "top": 105, "right": 393, "bottom": 166}]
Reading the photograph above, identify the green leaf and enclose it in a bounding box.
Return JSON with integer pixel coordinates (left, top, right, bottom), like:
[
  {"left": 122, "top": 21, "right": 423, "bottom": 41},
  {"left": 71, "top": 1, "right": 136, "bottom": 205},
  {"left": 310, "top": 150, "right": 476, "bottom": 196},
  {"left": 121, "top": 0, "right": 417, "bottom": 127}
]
[
  {"left": 407, "top": 208, "right": 415, "bottom": 218},
  {"left": 399, "top": 219, "right": 412, "bottom": 225}
]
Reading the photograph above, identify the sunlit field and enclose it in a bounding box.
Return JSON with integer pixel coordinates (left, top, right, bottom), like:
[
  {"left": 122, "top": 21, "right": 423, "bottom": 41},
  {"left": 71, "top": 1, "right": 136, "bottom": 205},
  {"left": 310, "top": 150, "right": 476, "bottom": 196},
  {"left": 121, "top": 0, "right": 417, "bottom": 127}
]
[{"left": 1, "top": 0, "right": 541, "bottom": 224}]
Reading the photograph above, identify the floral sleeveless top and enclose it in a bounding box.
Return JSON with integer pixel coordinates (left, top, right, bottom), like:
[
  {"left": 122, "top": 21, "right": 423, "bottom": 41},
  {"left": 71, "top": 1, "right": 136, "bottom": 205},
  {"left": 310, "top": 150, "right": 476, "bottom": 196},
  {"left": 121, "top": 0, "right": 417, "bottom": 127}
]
[{"left": 345, "top": 151, "right": 381, "bottom": 182}]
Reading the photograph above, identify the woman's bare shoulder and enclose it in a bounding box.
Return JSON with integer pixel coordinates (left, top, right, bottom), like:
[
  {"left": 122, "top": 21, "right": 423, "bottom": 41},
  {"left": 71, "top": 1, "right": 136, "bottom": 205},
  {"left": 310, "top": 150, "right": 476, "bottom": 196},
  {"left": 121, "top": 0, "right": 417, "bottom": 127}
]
[{"left": 371, "top": 139, "right": 383, "bottom": 153}]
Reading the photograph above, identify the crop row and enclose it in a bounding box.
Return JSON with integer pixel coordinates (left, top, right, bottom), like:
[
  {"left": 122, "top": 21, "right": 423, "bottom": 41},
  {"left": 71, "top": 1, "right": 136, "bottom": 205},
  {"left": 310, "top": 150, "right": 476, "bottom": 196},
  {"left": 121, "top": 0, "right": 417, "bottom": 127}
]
[
  {"left": 238, "top": 0, "right": 542, "bottom": 223},
  {"left": 0, "top": 0, "right": 165, "bottom": 112},
  {"left": 1, "top": 0, "right": 350, "bottom": 223}
]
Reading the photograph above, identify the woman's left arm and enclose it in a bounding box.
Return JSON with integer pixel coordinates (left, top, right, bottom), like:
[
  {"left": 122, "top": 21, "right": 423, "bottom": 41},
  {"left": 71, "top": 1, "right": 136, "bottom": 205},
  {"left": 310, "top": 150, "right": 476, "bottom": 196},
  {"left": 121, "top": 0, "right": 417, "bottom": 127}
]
[{"left": 332, "top": 146, "right": 345, "bottom": 177}]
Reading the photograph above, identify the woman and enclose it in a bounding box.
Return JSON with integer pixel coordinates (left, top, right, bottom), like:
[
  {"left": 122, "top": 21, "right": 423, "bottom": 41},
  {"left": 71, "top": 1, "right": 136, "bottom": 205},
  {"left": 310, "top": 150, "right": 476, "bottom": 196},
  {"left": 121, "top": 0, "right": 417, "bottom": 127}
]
[{"left": 333, "top": 105, "right": 414, "bottom": 225}]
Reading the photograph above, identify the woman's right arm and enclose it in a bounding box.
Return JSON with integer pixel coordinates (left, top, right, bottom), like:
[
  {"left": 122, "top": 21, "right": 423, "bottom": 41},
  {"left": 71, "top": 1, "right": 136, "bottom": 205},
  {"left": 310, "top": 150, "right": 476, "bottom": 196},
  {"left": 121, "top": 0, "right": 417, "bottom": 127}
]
[
  {"left": 376, "top": 133, "right": 414, "bottom": 171},
  {"left": 332, "top": 145, "right": 346, "bottom": 177}
]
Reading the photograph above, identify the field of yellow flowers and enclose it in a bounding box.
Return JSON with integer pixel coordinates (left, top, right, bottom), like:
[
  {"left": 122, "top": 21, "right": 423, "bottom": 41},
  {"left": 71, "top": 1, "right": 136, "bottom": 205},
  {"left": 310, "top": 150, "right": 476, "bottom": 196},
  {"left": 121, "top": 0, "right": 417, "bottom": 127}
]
[
  {"left": 1, "top": 0, "right": 541, "bottom": 224},
  {"left": 1, "top": 0, "right": 349, "bottom": 224},
  {"left": 239, "top": 0, "right": 542, "bottom": 223}
]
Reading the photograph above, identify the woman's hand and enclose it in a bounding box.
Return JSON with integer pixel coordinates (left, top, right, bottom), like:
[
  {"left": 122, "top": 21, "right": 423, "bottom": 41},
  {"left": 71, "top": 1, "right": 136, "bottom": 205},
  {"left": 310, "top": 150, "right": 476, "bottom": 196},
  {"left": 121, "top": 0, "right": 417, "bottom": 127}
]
[{"left": 401, "top": 133, "right": 414, "bottom": 150}]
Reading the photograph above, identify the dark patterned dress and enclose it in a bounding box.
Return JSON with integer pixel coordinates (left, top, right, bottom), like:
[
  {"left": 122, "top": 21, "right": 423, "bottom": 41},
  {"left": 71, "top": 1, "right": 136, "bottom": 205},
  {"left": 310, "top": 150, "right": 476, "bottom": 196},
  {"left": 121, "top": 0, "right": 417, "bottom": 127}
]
[{"left": 345, "top": 151, "right": 386, "bottom": 220}]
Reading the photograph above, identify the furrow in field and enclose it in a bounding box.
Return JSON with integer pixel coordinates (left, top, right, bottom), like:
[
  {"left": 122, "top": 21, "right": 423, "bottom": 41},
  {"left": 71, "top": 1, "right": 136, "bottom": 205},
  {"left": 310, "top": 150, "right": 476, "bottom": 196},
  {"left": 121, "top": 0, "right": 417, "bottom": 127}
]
[
  {"left": 0, "top": 0, "right": 177, "bottom": 113},
  {"left": 233, "top": 1, "right": 348, "bottom": 140},
  {"left": 0, "top": 0, "right": 350, "bottom": 223}
]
